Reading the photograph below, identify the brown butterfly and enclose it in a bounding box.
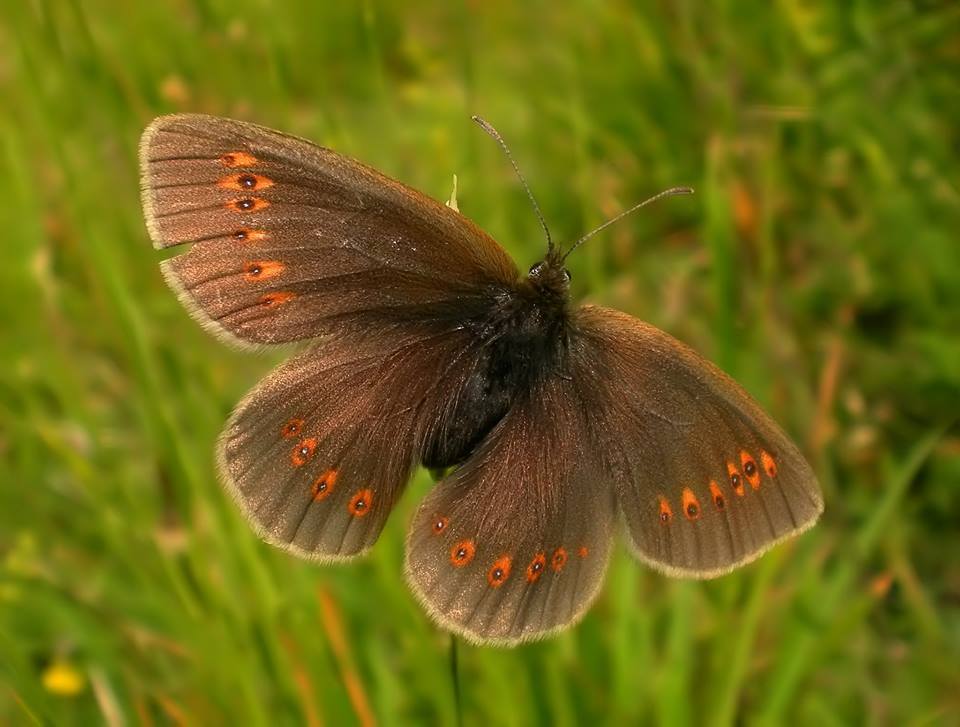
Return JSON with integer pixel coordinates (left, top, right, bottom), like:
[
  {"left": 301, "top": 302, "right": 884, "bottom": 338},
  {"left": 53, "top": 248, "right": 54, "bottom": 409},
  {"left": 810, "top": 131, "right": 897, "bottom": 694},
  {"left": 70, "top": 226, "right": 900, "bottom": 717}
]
[{"left": 140, "top": 114, "right": 823, "bottom": 645}]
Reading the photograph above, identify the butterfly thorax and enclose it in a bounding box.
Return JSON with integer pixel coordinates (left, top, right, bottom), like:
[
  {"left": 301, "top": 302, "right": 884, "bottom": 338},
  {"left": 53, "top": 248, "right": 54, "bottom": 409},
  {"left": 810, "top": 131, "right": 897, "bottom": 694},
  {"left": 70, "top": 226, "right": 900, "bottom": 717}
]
[{"left": 420, "top": 260, "right": 571, "bottom": 470}]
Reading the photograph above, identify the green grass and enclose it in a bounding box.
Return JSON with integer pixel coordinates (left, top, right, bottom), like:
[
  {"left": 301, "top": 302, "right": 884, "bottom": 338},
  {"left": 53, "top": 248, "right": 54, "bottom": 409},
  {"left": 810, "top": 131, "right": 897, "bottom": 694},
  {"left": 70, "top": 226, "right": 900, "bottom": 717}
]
[{"left": 2, "top": 1, "right": 959, "bottom": 724}]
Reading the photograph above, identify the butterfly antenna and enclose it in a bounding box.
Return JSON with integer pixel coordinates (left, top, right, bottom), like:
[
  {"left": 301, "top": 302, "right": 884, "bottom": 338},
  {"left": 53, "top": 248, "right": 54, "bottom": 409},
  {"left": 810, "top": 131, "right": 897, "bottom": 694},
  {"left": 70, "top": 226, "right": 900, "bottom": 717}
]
[
  {"left": 561, "top": 186, "right": 694, "bottom": 261},
  {"left": 472, "top": 115, "right": 554, "bottom": 256}
]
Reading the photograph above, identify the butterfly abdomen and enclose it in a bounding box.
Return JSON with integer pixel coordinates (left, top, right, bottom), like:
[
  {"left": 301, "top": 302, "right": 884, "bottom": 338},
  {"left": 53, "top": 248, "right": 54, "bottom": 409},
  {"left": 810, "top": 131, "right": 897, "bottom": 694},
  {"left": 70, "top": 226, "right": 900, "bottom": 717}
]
[{"left": 421, "top": 285, "right": 569, "bottom": 469}]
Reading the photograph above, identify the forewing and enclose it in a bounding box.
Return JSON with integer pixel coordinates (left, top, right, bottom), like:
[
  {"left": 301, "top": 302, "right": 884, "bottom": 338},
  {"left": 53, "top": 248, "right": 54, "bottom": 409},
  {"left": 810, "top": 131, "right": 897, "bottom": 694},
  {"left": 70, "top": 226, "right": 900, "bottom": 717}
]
[
  {"left": 140, "top": 114, "right": 518, "bottom": 347},
  {"left": 220, "top": 324, "right": 482, "bottom": 560},
  {"left": 405, "top": 374, "right": 616, "bottom": 645},
  {"left": 573, "top": 306, "right": 823, "bottom": 578}
]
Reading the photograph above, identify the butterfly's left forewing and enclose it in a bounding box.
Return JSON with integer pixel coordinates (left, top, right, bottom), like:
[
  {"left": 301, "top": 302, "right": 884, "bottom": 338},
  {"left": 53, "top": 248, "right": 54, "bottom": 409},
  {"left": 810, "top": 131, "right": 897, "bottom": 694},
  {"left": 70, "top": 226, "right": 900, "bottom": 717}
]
[{"left": 220, "top": 323, "right": 488, "bottom": 560}]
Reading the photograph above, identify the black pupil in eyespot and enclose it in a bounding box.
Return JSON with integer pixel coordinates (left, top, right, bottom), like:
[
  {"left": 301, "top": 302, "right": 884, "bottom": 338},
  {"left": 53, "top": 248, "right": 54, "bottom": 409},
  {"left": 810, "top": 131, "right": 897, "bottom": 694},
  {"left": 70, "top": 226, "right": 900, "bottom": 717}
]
[
  {"left": 457, "top": 548, "right": 466, "bottom": 558},
  {"left": 493, "top": 568, "right": 502, "bottom": 579}
]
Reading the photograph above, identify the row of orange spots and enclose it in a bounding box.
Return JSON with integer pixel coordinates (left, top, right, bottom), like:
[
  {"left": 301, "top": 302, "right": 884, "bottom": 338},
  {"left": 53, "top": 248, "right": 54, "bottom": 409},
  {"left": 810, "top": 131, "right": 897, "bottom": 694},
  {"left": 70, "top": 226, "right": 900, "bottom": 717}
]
[
  {"left": 437, "top": 522, "right": 588, "bottom": 589},
  {"left": 281, "top": 419, "right": 375, "bottom": 516},
  {"left": 216, "top": 152, "right": 294, "bottom": 309},
  {"left": 220, "top": 152, "right": 271, "bottom": 213},
  {"left": 658, "top": 449, "right": 778, "bottom": 525},
  {"left": 243, "top": 256, "right": 292, "bottom": 306},
  {"left": 221, "top": 155, "right": 269, "bottom": 244},
  {"left": 308, "top": 467, "right": 372, "bottom": 517}
]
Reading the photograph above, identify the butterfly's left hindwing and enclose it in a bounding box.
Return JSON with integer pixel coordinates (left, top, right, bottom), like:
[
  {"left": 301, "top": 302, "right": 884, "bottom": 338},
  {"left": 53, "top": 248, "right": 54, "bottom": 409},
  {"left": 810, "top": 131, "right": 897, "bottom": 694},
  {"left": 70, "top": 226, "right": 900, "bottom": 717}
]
[
  {"left": 571, "top": 306, "right": 823, "bottom": 578},
  {"left": 219, "top": 324, "right": 485, "bottom": 560}
]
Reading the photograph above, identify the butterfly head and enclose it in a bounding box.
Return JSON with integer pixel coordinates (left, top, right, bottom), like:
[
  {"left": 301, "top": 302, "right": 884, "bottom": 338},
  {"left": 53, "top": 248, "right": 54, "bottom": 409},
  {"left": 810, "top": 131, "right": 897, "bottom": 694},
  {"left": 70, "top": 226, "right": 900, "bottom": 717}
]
[{"left": 527, "top": 258, "right": 572, "bottom": 301}]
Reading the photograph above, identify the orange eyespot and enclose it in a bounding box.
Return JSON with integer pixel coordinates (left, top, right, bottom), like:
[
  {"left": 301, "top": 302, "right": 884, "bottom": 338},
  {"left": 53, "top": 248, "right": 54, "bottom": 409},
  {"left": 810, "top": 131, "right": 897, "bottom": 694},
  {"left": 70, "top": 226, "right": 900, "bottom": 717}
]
[
  {"left": 450, "top": 540, "right": 475, "bottom": 567},
  {"left": 487, "top": 556, "right": 512, "bottom": 588},
  {"left": 227, "top": 197, "right": 270, "bottom": 212},
  {"left": 280, "top": 417, "right": 304, "bottom": 439},
  {"left": 682, "top": 487, "right": 701, "bottom": 520},
  {"left": 259, "top": 291, "right": 296, "bottom": 307},
  {"left": 550, "top": 547, "right": 568, "bottom": 573},
  {"left": 311, "top": 469, "right": 338, "bottom": 501},
  {"left": 243, "top": 260, "right": 284, "bottom": 282},
  {"left": 347, "top": 489, "right": 373, "bottom": 517},
  {"left": 525, "top": 553, "right": 547, "bottom": 583},
  {"left": 709, "top": 480, "right": 725, "bottom": 510},
  {"left": 658, "top": 495, "right": 673, "bottom": 524},
  {"left": 740, "top": 450, "right": 761, "bottom": 490},
  {"left": 577, "top": 546, "right": 589, "bottom": 559},
  {"left": 218, "top": 173, "right": 274, "bottom": 191},
  {"left": 232, "top": 228, "right": 269, "bottom": 243},
  {"left": 431, "top": 516, "right": 449, "bottom": 535},
  {"left": 727, "top": 462, "right": 745, "bottom": 496},
  {"left": 291, "top": 438, "right": 317, "bottom": 467},
  {"left": 760, "top": 450, "right": 778, "bottom": 478},
  {"left": 220, "top": 151, "right": 258, "bottom": 167}
]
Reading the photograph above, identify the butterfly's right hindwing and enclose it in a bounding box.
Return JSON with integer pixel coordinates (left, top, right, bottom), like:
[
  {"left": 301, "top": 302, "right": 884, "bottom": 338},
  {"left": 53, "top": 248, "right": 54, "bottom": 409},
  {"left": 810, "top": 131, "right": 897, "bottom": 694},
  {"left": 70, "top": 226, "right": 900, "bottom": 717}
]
[{"left": 572, "top": 306, "right": 823, "bottom": 578}]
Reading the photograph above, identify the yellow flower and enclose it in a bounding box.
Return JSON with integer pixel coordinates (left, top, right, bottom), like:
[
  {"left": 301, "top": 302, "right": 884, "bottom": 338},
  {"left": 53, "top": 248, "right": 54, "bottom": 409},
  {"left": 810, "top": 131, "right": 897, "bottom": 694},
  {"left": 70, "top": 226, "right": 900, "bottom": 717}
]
[{"left": 41, "top": 659, "right": 85, "bottom": 697}]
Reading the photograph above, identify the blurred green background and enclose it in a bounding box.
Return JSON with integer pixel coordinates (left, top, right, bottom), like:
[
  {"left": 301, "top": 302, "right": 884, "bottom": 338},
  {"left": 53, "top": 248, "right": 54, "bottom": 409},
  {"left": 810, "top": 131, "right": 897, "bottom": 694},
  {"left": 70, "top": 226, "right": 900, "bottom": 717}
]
[{"left": 2, "top": 2, "right": 959, "bottom": 725}]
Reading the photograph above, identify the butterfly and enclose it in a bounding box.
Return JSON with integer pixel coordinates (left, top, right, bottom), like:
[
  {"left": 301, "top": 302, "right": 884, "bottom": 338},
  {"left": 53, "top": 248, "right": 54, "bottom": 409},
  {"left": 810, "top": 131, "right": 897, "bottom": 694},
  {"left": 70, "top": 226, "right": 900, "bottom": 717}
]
[{"left": 140, "top": 114, "right": 823, "bottom": 645}]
